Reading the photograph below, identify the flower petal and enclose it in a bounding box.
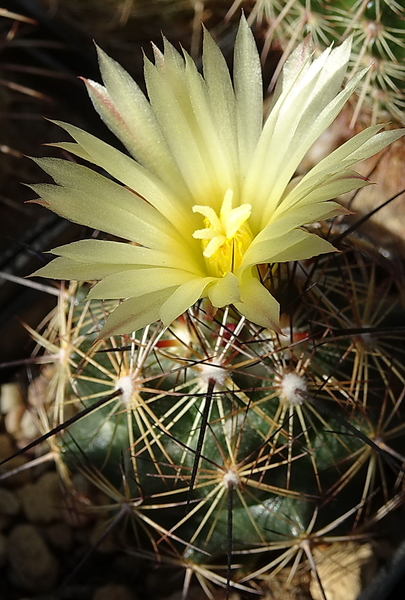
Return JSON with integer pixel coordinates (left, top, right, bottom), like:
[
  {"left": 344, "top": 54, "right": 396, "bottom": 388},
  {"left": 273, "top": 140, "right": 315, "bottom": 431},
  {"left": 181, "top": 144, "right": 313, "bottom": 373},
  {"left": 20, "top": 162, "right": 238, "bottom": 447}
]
[
  {"left": 29, "top": 158, "right": 186, "bottom": 251},
  {"left": 298, "top": 124, "right": 383, "bottom": 178},
  {"left": 278, "top": 128, "right": 405, "bottom": 215},
  {"left": 234, "top": 15, "right": 262, "bottom": 176},
  {"left": 159, "top": 277, "right": 215, "bottom": 325},
  {"left": 307, "top": 127, "right": 405, "bottom": 180},
  {"left": 182, "top": 50, "right": 237, "bottom": 197},
  {"left": 271, "top": 39, "right": 312, "bottom": 106},
  {"left": 51, "top": 121, "right": 196, "bottom": 234},
  {"left": 244, "top": 38, "right": 371, "bottom": 229},
  {"left": 277, "top": 172, "right": 369, "bottom": 215},
  {"left": 98, "top": 289, "right": 174, "bottom": 338},
  {"left": 234, "top": 273, "right": 280, "bottom": 332},
  {"left": 202, "top": 27, "right": 239, "bottom": 177},
  {"left": 85, "top": 47, "right": 186, "bottom": 190},
  {"left": 261, "top": 74, "right": 367, "bottom": 218},
  {"left": 87, "top": 268, "right": 198, "bottom": 300},
  {"left": 48, "top": 239, "right": 199, "bottom": 272},
  {"left": 242, "top": 229, "right": 336, "bottom": 268},
  {"left": 276, "top": 199, "right": 343, "bottom": 228},
  {"left": 144, "top": 46, "right": 218, "bottom": 200},
  {"left": 32, "top": 257, "right": 134, "bottom": 280},
  {"left": 28, "top": 19, "right": 405, "bottom": 340},
  {"left": 248, "top": 201, "right": 344, "bottom": 254},
  {"left": 208, "top": 272, "right": 240, "bottom": 307}
]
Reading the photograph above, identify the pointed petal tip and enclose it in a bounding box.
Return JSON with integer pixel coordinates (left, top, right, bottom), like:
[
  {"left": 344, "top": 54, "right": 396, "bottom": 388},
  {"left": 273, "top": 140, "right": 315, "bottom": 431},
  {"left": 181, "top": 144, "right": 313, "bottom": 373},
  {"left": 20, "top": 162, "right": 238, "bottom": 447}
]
[
  {"left": 94, "top": 43, "right": 106, "bottom": 57},
  {"left": 272, "top": 322, "right": 283, "bottom": 336},
  {"left": 25, "top": 199, "right": 49, "bottom": 208}
]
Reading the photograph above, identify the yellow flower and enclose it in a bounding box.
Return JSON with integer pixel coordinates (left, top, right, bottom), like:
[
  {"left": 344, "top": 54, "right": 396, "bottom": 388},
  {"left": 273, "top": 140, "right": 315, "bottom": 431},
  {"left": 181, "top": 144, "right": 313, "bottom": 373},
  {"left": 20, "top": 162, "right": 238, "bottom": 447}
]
[{"left": 31, "top": 17, "right": 404, "bottom": 337}]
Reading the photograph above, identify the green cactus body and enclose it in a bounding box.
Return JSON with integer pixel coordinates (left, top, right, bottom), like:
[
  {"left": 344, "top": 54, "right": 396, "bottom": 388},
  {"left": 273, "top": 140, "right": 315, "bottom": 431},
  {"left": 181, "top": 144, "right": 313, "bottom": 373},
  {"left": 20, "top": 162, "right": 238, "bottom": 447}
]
[{"left": 29, "top": 234, "right": 405, "bottom": 594}]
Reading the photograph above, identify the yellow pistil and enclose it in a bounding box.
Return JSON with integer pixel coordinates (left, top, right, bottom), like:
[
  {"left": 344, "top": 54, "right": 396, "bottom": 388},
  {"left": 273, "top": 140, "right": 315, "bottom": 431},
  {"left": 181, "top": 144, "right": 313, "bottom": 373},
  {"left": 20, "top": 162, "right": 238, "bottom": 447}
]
[{"left": 192, "top": 190, "right": 253, "bottom": 277}]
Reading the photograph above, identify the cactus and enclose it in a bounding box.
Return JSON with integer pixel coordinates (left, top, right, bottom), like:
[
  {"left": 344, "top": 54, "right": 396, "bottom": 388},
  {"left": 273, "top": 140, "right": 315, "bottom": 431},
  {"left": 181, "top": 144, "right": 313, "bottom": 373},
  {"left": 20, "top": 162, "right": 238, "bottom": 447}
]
[
  {"left": 21, "top": 232, "right": 405, "bottom": 598},
  {"left": 4, "top": 12, "right": 404, "bottom": 600},
  {"left": 231, "top": 0, "right": 405, "bottom": 125}
]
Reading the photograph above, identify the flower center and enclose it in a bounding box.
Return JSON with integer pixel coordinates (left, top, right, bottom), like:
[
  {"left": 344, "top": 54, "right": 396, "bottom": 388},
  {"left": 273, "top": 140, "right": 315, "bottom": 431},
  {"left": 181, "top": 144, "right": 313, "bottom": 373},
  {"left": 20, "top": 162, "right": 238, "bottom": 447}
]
[{"left": 192, "top": 190, "right": 253, "bottom": 277}]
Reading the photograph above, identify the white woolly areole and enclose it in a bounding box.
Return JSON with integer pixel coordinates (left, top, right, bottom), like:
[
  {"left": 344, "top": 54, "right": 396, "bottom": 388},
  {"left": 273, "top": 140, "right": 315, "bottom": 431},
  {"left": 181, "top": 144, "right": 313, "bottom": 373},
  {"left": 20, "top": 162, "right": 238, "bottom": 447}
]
[
  {"left": 115, "top": 374, "right": 135, "bottom": 404},
  {"left": 198, "top": 361, "right": 228, "bottom": 386},
  {"left": 280, "top": 373, "right": 307, "bottom": 405},
  {"left": 223, "top": 469, "right": 239, "bottom": 488}
]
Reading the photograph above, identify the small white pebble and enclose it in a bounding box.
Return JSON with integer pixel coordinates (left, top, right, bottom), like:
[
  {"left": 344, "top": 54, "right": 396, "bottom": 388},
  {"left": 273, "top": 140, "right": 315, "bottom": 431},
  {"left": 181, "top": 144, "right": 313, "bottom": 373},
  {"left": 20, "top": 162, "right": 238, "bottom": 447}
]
[
  {"left": 280, "top": 373, "right": 307, "bottom": 405},
  {"left": 0, "top": 383, "right": 23, "bottom": 414}
]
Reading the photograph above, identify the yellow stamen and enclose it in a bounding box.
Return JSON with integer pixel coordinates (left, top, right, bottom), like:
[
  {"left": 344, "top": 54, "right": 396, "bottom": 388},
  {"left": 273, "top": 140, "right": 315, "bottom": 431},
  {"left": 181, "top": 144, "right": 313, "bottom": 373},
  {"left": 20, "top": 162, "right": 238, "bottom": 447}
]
[{"left": 192, "top": 190, "right": 253, "bottom": 277}]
